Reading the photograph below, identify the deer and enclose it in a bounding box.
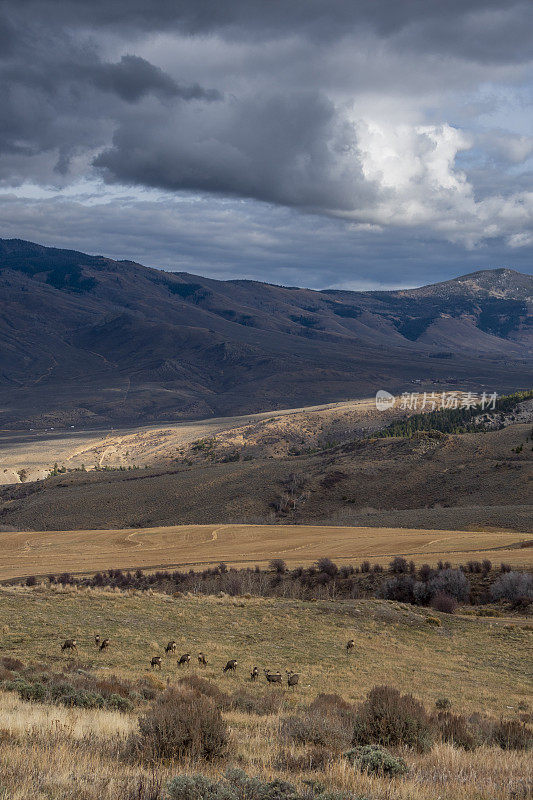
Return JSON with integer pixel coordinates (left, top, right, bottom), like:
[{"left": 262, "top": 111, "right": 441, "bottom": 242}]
[
  {"left": 286, "top": 670, "right": 300, "bottom": 688},
  {"left": 99, "top": 638, "right": 110, "bottom": 651},
  {"left": 197, "top": 652, "right": 208, "bottom": 666},
  {"left": 150, "top": 656, "right": 162, "bottom": 670},
  {"left": 165, "top": 641, "right": 177, "bottom": 655},
  {"left": 223, "top": 659, "right": 237, "bottom": 672},
  {"left": 178, "top": 653, "right": 191, "bottom": 667},
  {"left": 346, "top": 639, "right": 355, "bottom": 652},
  {"left": 264, "top": 669, "right": 282, "bottom": 684},
  {"left": 61, "top": 639, "right": 78, "bottom": 653},
  {"left": 250, "top": 666, "right": 259, "bottom": 681}
]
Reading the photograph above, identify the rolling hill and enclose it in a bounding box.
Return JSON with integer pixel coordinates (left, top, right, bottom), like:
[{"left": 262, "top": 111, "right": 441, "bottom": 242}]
[{"left": 0, "top": 238, "right": 531, "bottom": 429}]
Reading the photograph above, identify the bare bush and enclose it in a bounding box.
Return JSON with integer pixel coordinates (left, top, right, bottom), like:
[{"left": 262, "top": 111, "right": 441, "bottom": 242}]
[
  {"left": 434, "top": 711, "right": 478, "bottom": 750},
  {"left": 352, "top": 685, "right": 433, "bottom": 753},
  {"left": 430, "top": 593, "right": 458, "bottom": 614},
  {"left": 491, "top": 719, "right": 533, "bottom": 750},
  {"left": 282, "top": 693, "right": 355, "bottom": 751},
  {"left": 490, "top": 572, "right": 533, "bottom": 605},
  {"left": 428, "top": 569, "right": 470, "bottom": 602},
  {"left": 137, "top": 687, "right": 230, "bottom": 762}
]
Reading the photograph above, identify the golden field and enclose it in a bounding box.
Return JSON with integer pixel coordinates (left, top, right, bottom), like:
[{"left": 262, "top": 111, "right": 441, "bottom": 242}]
[
  {"left": 0, "top": 586, "right": 531, "bottom": 800},
  {"left": 0, "top": 523, "right": 532, "bottom": 581}
]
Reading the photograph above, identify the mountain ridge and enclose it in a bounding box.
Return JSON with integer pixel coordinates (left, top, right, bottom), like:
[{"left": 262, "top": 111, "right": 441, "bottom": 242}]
[{"left": 0, "top": 238, "right": 531, "bottom": 429}]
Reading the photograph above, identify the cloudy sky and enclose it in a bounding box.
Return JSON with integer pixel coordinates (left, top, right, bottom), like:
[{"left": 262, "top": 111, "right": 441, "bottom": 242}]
[{"left": 1, "top": 0, "right": 532, "bottom": 289}]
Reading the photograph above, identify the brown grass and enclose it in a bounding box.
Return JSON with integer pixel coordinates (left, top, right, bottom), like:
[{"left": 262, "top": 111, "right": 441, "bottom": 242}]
[
  {"left": 0, "top": 694, "right": 531, "bottom": 800},
  {"left": 1, "top": 523, "right": 531, "bottom": 581},
  {"left": 0, "top": 587, "right": 531, "bottom": 799}
]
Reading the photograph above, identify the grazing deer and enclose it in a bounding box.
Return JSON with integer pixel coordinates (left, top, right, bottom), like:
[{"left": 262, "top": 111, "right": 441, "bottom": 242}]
[
  {"left": 250, "top": 666, "right": 259, "bottom": 681},
  {"left": 150, "top": 656, "right": 162, "bottom": 670},
  {"left": 61, "top": 639, "right": 78, "bottom": 653},
  {"left": 197, "top": 652, "right": 208, "bottom": 666},
  {"left": 94, "top": 634, "right": 101, "bottom": 648},
  {"left": 286, "top": 670, "right": 300, "bottom": 688},
  {"left": 346, "top": 639, "right": 355, "bottom": 652},
  {"left": 165, "top": 641, "right": 177, "bottom": 654},
  {"left": 99, "top": 638, "right": 110, "bottom": 651},
  {"left": 223, "top": 659, "right": 237, "bottom": 672},
  {"left": 178, "top": 653, "right": 191, "bottom": 667},
  {"left": 264, "top": 669, "right": 282, "bottom": 684}
]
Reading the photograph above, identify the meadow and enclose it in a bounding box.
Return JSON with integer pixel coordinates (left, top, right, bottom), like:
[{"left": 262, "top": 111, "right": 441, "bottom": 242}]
[{"left": 0, "top": 585, "right": 531, "bottom": 800}]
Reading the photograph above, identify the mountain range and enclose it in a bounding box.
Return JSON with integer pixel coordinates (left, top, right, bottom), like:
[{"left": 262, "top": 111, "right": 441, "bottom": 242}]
[{"left": 0, "top": 238, "right": 531, "bottom": 429}]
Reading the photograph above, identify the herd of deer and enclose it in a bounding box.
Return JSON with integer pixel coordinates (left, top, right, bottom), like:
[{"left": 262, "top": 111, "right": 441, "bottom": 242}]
[{"left": 60, "top": 636, "right": 357, "bottom": 689}]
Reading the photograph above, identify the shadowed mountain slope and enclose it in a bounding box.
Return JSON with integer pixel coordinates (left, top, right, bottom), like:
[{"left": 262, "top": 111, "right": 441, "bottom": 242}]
[{"left": 0, "top": 239, "right": 531, "bottom": 428}]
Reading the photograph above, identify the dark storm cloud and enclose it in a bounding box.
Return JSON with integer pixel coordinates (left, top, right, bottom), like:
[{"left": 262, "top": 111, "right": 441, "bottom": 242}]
[
  {"left": 7, "top": 0, "right": 533, "bottom": 62},
  {"left": 93, "top": 92, "right": 375, "bottom": 211},
  {"left": 0, "top": 0, "right": 532, "bottom": 285},
  {"left": 88, "top": 55, "right": 221, "bottom": 103},
  {"left": 0, "top": 23, "right": 220, "bottom": 183}
]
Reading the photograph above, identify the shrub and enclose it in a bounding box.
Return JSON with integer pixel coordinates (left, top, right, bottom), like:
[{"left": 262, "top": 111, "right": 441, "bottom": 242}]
[
  {"left": 490, "top": 572, "right": 533, "bottom": 605},
  {"left": 390, "top": 557, "right": 409, "bottom": 574},
  {"left": 227, "top": 769, "right": 301, "bottom": 800},
  {"left": 165, "top": 774, "right": 223, "bottom": 800},
  {"left": 315, "top": 558, "right": 338, "bottom": 577},
  {"left": 62, "top": 689, "right": 105, "bottom": 708},
  {"left": 108, "top": 693, "right": 134, "bottom": 712},
  {"left": 425, "top": 616, "right": 441, "bottom": 627},
  {"left": 231, "top": 687, "right": 283, "bottom": 716},
  {"left": 378, "top": 575, "right": 415, "bottom": 603},
  {"left": 413, "top": 581, "right": 432, "bottom": 605},
  {"left": 434, "top": 712, "right": 478, "bottom": 750},
  {"left": 282, "top": 694, "right": 355, "bottom": 751},
  {"left": 137, "top": 687, "right": 230, "bottom": 761},
  {"left": 430, "top": 593, "right": 457, "bottom": 614},
  {"left": 418, "top": 564, "right": 434, "bottom": 582},
  {"left": 435, "top": 698, "right": 451, "bottom": 711},
  {"left": 167, "top": 769, "right": 318, "bottom": 800},
  {"left": 282, "top": 712, "right": 351, "bottom": 751},
  {"left": 18, "top": 681, "right": 47, "bottom": 703},
  {"left": 428, "top": 569, "right": 470, "bottom": 602},
  {"left": 491, "top": 719, "right": 533, "bottom": 750},
  {"left": 344, "top": 744, "right": 408, "bottom": 777},
  {"left": 178, "top": 676, "right": 230, "bottom": 709},
  {"left": 352, "top": 686, "right": 433, "bottom": 753}
]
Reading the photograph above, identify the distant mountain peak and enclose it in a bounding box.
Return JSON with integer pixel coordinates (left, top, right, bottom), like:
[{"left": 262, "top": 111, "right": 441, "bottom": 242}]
[{"left": 397, "top": 267, "right": 532, "bottom": 302}]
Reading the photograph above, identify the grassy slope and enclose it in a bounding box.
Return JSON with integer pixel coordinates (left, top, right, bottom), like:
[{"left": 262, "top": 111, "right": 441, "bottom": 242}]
[
  {"left": 1, "top": 424, "right": 531, "bottom": 533},
  {"left": 0, "top": 587, "right": 532, "bottom": 800},
  {"left": 1, "top": 588, "right": 530, "bottom": 715}
]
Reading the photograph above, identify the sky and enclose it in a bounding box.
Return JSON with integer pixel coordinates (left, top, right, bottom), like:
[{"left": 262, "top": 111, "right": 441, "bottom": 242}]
[{"left": 1, "top": 0, "right": 532, "bottom": 289}]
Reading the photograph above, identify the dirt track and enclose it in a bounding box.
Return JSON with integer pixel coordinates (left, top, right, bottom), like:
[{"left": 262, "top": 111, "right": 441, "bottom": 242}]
[{"left": 1, "top": 523, "right": 531, "bottom": 581}]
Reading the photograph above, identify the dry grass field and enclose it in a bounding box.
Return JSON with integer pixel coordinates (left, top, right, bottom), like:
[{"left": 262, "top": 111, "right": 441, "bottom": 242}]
[
  {"left": 0, "top": 586, "right": 531, "bottom": 800},
  {"left": 0, "top": 523, "right": 532, "bottom": 581}
]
